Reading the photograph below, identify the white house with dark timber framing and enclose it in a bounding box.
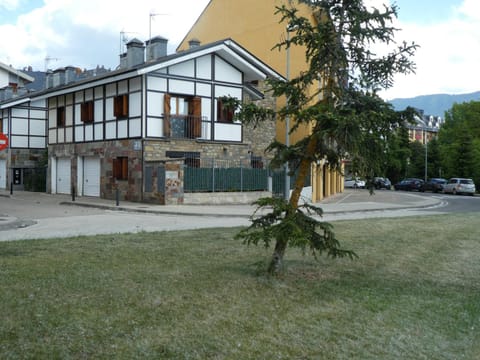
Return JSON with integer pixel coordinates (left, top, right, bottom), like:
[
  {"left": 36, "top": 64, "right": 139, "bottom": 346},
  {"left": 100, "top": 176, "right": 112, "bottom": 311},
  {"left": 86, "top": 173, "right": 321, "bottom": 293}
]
[
  {"left": 0, "top": 96, "right": 48, "bottom": 191},
  {"left": 35, "top": 38, "right": 281, "bottom": 203}
]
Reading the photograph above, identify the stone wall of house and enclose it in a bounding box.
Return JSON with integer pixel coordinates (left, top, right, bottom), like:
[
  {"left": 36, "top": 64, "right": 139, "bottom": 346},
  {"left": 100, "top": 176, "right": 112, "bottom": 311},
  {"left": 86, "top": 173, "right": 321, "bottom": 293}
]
[
  {"left": 48, "top": 140, "right": 143, "bottom": 202},
  {"left": 143, "top": 139, "right": 252, "bottom": 164},
  {"left": 242, "top": 80, "right": 277, "bottom": 161}
]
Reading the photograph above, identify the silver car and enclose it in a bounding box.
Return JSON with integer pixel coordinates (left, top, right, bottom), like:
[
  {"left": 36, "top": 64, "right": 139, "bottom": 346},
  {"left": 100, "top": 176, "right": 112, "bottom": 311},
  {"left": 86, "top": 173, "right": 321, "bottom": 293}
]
[{"left": 443, "top": 178, "right": 476, "bottom": 196}]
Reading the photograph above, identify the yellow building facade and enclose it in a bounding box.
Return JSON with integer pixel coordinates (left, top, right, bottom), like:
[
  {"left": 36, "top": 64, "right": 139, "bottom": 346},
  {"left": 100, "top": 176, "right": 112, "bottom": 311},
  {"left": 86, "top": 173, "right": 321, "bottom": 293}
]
[{"left": 178, "top": 0, "right": 343, "bottom": 201}]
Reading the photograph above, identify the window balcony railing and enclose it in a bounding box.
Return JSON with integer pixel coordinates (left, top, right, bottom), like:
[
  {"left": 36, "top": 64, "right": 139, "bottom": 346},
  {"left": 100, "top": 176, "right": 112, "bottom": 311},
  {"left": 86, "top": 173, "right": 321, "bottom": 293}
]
[{"left": 166, "top": 115, "right": 209, "bottom": 140}]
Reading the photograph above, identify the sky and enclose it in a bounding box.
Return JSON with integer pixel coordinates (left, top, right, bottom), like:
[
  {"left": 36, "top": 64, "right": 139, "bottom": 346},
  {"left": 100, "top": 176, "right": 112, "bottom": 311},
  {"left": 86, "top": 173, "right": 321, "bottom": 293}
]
[{"left": 0, "top": 0, "right": 478, "bottom": 100}]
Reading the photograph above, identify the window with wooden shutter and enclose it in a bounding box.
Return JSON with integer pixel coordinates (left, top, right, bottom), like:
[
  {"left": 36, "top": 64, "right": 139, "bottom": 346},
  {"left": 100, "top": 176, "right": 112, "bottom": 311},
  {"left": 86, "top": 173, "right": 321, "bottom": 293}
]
[
  {"left": 113, "top": 157, "right": 128, "bottom": 180},
  {"left": 0, "top": 118, "right": 3, "bottom": 133},
  {"left": 163, "top": 93, "right": 171, "bottom": 136},
  {"left": 114, "top": 94, "right": 129, "bottom": 118},
  {"left": 81, "top": 101, "right": 94, "bottom": 123},
  {"left": 190, "top": 96, "right": 202, "bottom": 138}
]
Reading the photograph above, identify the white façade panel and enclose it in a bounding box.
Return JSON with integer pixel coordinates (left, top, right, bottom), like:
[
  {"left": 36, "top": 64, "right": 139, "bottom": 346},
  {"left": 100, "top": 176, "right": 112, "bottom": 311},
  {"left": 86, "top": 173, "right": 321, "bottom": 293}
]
[
  {"left": 12, "top": 108, "right": 28, "bottom": 117},
  {"left": 129, "top": 92, "right": 141, "bottom": 117},
  {"left": 57, "top": 130, "right": 65, "bottom": 143},
  {"left": 147, "top": 91, "right": 163, "bottom": 116},
  {"left": 147, "top": 76, "right": 167, "bottom": 92},
  {"left": 94, "top": 99, "right": 103, "bottom": 122},
  {"left": 75, "top": 91, "right": 84, "bottom": 103},
  {"left": 106, "top": 83, "right": 116, "bottom": 97},
  {"left": 85, "top": 88, "right": 93, "bottom": 101},
  {"left": 214, "top": 123, "right": 242, "bottom": 142},
  {"left": 65, "top": 128, "right": 73, "bottom": 143},
  {"left": 169, "top": 60, "right": 195, "bottom": 77},
  {"left": 196, "top": 55, "right": 212, "bottom": 79},
  {"left": 196, "top": 83, "right": 211, "bottom": 97},
  {"left": 49, "top": 109, "right": 56, "bottom": 128},
  {"left": 215, "top": 85, "right": 242, "bottom": 99},
  {"left": 30, "top": 119, "right": 46, "bottom": 136},
  {"left": 30, "top": 109, "right": 46, "bottom": 119},
  {"left": 201, "top": 98, "right": 211, "bottom": 119},
  {"left": 94, "top": 123, "right": 103, "bottom": 140},
  {"left": 129, "top": 77, "right": 141, "bottom": 91},
  {"left": 74, "top": 104, "right": 82, "bottom": 125},
  {"left": 214, "top": 56, "right": 242, "bottom": 84},
  {"left": 118, "top": 120, "right": 128, "bottom": 138},
  {"left": 94, "top": 86, "right": 103, "bottom": 99},
  {"left": 66, "top": 105, "right": 73, "bottom": 126},
  {"left": 29, "top": 137, "right": 46, "bottom": 148},
  {"left": 85, "top": 124, "right": 93, "bottom": 141},
  {"left": 75, "top": 126, "right": 84, "bottom": 142},
  {"left": 106, "top": 122, "right": 116, "bottom": 139},
  {"left": 10, "top": 136, "right": 28, "bottom": 148},
  {"left": 129, "top": 118, "right": 141, "bottom": 137},
  {"left": 11, "top": 118, "right": 28, "bottom": 135},
  {"left": 48, "top": 129, "right": 57, "bottom": 144},
  {"left": 118, "top": 80, "right": 128, "bottom": 94},
  {"left": 31, "top": 99, "right": 46, "bottom": 108},
  {"left": 169, "top": 79, "right": 194, "bottom": 94},
  {"left": 105, "top": 98, "right": 114, "bottom": 120},
  {"left": 147, "top": 117, "right": 163, "bottom": 137}
]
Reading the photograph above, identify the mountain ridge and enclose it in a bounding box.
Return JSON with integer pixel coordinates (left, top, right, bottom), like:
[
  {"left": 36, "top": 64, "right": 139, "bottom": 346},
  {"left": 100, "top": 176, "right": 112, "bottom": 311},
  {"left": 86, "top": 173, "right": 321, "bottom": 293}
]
[{"left": 388, "top": 90, "right": 480, "bottom": 118}]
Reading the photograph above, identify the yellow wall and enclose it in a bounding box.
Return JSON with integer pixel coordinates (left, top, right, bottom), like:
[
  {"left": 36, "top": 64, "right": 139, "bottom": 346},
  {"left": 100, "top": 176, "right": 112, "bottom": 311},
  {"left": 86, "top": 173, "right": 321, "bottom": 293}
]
[
  {"left": 178, "top": 0, "right": 343, "bottom": 201},
  {"left": 178, "top": 0, "right": 313, "bottom": 145}
]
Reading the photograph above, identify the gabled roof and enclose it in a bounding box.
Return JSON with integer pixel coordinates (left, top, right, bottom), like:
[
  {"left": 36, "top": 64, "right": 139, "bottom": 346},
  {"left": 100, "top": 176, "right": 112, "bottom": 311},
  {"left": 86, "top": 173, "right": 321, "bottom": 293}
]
[
  {"left": 0, "top": 61, "right": 34, "bottom": 83},
  {"left": 0, "top": 38, "right": 283, "bottom": 108}
]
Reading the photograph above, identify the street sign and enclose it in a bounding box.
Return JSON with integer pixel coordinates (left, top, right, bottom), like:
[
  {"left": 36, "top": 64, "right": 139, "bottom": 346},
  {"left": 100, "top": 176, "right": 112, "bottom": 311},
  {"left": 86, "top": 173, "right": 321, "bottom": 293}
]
[{"left": 0, "top": 133, "right": 8, "bottom": 151}]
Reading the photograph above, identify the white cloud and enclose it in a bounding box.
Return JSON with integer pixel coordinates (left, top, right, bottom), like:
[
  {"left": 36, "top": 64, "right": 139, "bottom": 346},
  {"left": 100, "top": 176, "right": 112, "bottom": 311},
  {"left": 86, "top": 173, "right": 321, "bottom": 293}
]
[{"left": 0, "top": 0, "right": 19, "bottom": 10}]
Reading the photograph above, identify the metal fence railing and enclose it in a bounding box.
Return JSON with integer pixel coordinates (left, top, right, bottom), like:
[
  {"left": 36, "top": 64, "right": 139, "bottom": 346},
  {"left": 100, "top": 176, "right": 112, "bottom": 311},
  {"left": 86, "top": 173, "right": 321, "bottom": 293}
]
[{"left": 183, "top": 158, "right": 310, "bottom": 197}]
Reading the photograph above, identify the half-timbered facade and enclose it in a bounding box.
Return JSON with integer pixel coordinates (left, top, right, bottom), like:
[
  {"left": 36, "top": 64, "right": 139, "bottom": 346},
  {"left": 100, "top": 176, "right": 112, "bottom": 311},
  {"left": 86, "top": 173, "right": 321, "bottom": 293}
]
[
  {"left": 0, "top": 97, "right": 48, "bottom": 190},
  {"left": 39, "top": 38, "right": 280, "bottom": 203}
]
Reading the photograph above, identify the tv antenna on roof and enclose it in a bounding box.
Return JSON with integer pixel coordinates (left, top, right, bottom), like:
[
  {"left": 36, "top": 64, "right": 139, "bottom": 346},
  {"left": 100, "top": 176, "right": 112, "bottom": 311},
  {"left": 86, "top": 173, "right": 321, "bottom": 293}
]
[
  {"left": 149, "top": 12, "right": 167, "bottom": 40},
  {"left": 119, "top": 30, "right": 139, "bottom": 54},
  {"left": 45, "top": 55, "right": 59, "bottom": 71}
]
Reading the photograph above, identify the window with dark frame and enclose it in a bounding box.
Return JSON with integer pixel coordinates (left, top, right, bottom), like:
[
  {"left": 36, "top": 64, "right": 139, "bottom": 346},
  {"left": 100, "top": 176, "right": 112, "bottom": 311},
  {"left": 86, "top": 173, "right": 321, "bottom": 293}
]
[
  {"left": 81, "top": 101, "right": 94, "bottom": 123},
  {"left": 57, "top": 106, "right": 66, "bottom": 127},
  {"left": 114, "top": 94, "right": 129, "bottom": 118},
  {"left": 113, "top": 157, "right": 128, "bottom": 180},
  {"left": 217, "top": 98, "right": 234, "bottom": 123}
]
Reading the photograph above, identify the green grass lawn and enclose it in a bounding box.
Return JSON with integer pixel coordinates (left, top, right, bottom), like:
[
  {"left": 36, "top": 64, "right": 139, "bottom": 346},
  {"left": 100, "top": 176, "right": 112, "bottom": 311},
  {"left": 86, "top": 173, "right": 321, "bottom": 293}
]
[{"left": 1, "top": 214, "right": 479, "bottom": 359}]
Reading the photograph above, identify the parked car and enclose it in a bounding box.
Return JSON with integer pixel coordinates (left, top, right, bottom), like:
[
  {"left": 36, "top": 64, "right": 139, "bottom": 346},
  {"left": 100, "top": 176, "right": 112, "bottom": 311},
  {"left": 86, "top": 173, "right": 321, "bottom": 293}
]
[
  {"left": 442, "top": 178, "right": 476, "bottom": 196},
  {"left": 394, "top": 178, "right": 424, "bottom": 192},
  {"left": 422, "top": 178, "right": 447, "bottom": 193},
  {"left": 373, "top": 177, "right": 392, "bottom": 190},
  {"left": 344, "top": 177, "right": 366, "bottom": 189}
]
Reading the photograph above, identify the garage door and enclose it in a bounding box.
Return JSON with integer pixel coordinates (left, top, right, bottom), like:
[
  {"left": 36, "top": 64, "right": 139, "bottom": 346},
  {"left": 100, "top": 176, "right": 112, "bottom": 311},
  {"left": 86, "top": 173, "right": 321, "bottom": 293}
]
[
  {"left": 0, "top": 159, "right": 6, "bottom": 189},
  {"left": 56, "top": 157, "right": 71, "bottom": 194},
  {"left": 83, "top": 157, "right": 100, "bottom": 197}
]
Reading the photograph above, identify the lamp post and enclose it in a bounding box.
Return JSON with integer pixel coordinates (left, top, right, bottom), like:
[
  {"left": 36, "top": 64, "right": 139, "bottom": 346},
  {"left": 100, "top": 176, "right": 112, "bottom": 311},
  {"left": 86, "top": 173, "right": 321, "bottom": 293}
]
[{"left": 424, "top": 124, "right": 428, "bottom": 182}]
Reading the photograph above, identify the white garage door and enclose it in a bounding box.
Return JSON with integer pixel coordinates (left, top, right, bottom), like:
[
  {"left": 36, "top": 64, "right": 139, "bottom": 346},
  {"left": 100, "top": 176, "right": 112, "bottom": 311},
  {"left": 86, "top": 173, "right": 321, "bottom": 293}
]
[
  {"left": 0, "top": 159, "right": 6, "bottom": 189},
  {"left": 83, "top": 157, "right": 100, "bottom": 197},
  {"left": 56, "top": 157, "right": 71, "bottom": 194}
]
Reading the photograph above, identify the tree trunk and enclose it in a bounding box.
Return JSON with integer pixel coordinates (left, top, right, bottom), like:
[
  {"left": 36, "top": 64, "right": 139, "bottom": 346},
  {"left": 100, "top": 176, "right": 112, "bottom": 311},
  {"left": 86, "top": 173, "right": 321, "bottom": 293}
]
[{"left": 268, "top": 136, "right": 319, "bottom": 274}]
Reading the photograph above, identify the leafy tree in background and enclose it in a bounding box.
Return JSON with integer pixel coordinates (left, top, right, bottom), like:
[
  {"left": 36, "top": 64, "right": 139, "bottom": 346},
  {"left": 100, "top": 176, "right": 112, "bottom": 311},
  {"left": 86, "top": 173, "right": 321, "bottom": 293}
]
[
  {"left": 235, "top": 0, "right": 417, "bottom": 274},
  {"left": 438, "top": 101, "right": 480, "bottom": 186}
]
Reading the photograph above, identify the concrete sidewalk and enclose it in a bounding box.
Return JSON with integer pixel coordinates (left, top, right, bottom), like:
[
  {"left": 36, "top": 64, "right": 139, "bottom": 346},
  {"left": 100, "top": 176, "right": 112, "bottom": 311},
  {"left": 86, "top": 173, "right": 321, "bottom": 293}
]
[{"left": 1, "top": 188, "right": 442, "bottom": 218}]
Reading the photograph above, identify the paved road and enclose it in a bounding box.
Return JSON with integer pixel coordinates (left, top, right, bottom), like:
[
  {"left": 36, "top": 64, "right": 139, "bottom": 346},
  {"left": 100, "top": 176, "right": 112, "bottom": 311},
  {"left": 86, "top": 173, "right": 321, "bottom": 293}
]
[{"left": 0, "top": 189, "right": 477, "bottom": 242}]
